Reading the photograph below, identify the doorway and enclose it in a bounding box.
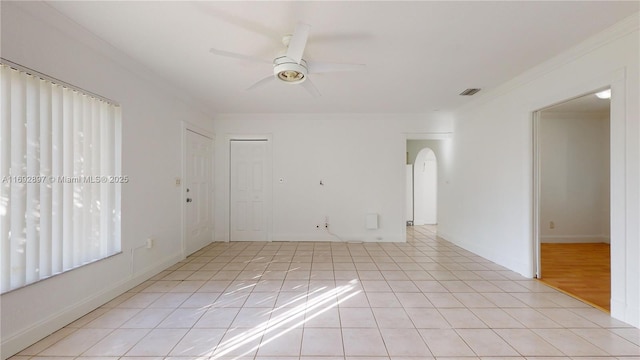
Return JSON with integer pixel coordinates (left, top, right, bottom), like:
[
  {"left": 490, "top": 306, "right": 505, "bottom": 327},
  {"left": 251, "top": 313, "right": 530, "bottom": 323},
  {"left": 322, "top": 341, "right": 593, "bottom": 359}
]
[
  {"left": 534, "top": 89, "right": 611, "bottom": 310},
  {"left": 184, "top": 129, "right": 213, "bottom": 256},
  {"left": 406, "top": 140, "right": 440, "bottom": 227},
  {"left": 414, "top": 148, "right": 437, "bottom": 225},
  {"left": 229, "top": 139, "right": 269, "bottom": 241}
]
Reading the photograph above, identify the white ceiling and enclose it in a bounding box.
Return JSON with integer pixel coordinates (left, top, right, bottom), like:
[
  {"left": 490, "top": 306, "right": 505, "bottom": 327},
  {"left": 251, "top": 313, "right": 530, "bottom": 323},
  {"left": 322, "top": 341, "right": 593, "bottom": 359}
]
[
  {"left": 46, "top": 1, "right": 638, "bottom": 114},
  {"left": 544, "top": 90, "right": 611, "bottom": 113}
]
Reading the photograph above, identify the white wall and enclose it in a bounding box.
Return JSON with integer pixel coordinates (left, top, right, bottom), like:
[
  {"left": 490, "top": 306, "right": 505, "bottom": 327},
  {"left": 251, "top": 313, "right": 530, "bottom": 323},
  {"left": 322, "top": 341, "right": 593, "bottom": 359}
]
[
  {"left": 212, "top": 114, "right": 452, "bottom": 243},
  {"left": 438, "top": 15, "right": 639, "bottom": 326},
  {"left": 540, "top": 111, "right": 610, "bottom": 243},
  {"left": 0, "top": 2, "right": 213, "bottom": 358},
  {"left": 1, "top": 7, "right": 637, "bottom": 358},
  {"left": 407, "top": 139, "right": 446, "bottom": 165}
]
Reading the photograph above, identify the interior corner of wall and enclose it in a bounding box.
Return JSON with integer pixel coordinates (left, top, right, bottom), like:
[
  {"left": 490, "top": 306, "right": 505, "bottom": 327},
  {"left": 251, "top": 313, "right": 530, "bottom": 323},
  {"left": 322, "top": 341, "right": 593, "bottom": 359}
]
[
  {"left": 0, "top": 253, "right": 182, "bottom": 360},
  {"left": 611, "top": 297, "right": 640, "bottom": 328}
]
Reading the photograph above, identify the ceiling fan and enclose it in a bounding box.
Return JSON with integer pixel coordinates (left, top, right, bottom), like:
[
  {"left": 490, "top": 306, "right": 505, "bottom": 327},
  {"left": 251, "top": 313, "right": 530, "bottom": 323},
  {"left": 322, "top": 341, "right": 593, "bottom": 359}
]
[{"left": 209, "top": 22, "right": 365, "bottom": 97}]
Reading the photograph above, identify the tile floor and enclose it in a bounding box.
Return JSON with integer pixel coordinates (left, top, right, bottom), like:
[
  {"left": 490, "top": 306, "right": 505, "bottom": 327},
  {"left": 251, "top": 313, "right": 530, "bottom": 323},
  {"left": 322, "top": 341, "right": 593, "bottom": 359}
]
[{"left": 12, "top": 226, "right": 640, "bottom": 360}]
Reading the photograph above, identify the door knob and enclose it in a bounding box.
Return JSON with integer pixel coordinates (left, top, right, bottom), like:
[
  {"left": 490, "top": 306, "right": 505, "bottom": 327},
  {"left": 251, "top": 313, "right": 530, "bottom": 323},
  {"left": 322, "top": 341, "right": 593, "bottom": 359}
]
[{"left": 186, "top": 198, "right": 193, "bottom": 203}]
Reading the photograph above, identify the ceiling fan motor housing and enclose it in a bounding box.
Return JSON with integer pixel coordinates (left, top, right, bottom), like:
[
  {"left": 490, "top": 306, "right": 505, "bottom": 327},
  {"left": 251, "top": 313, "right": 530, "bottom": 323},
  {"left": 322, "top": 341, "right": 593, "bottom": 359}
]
[{"left": 273, "top": 56, "right": 308, "bottom": 84}]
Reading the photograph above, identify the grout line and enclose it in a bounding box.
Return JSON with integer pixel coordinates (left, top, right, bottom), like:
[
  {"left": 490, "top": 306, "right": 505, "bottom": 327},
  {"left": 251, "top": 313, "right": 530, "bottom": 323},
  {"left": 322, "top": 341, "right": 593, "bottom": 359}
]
[
  {"left": 536, "top": 278, "right": 611, "bottom": 314},
  {"left": 17, "top": 226, "right": 634, "bottom": 359}
]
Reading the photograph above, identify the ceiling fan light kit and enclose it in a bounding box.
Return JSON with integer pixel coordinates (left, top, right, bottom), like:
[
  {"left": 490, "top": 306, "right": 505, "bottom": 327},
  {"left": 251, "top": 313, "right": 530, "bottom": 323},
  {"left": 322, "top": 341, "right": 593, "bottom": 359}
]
[
  {"left": 209, "top": 22, "right": 364, "bottom": 96},
  {"left": 274, "top": 57, "right": 308, "bottom": 84}
]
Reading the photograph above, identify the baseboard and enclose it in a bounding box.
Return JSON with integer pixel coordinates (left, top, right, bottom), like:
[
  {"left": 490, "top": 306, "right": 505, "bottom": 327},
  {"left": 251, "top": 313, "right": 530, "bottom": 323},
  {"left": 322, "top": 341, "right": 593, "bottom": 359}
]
[
  {"left": 611, "top": 297, "right": 640, "bottom": 328},
  {"left": 1, "top": 253, "right": 183, "bottom": 360},
  {"left": 271, "top": 233, "right": 404, "bottom": 243},
  {"left": 437, "top": 230, "right": 533, "bottom": 278},
  {"left": 540, "top": 235, "right": 610, "bottom": 243},
  {"left": 271, "top": 233, "right": 344, "bottom": 242},
  {"left": 216, "top": 232, "right": 405, "bottom": 243},
  {"left": 438, "top": 232, "right": 635, "bottom": 328}
]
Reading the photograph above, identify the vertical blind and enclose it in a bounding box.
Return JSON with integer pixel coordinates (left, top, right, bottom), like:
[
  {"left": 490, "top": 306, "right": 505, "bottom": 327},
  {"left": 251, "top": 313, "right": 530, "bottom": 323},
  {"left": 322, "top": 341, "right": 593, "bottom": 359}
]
[{"left": 0, "top": 63, "right": 122, "bottom": 294}]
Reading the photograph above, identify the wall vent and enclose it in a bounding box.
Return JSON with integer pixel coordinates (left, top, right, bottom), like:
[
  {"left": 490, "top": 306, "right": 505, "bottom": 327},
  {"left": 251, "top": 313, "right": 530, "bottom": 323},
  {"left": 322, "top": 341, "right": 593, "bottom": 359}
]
[{"left": 459, "top": 88, "right": 481, "bottom": 96}]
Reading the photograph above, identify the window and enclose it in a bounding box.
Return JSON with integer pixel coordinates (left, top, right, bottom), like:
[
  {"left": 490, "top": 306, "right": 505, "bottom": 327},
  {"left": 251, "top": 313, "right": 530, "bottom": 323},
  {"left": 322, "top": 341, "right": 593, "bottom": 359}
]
[{"left": 0, "top": 61, "right": 122, "bottom": 293}]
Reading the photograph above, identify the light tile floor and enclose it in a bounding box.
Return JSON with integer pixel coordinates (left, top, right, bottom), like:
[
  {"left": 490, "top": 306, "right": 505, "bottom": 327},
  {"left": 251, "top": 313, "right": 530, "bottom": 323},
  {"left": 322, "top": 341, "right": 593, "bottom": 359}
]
[{"left": 13, "top": 226, "right": 640, "bottom": 360}]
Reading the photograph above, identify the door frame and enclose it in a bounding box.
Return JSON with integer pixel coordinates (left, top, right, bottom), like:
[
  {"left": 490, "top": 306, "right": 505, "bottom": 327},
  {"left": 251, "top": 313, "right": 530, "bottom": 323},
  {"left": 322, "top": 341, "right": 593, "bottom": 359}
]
[
  {"left": 531, "top": 68, "right": 626, "bottom": 320},
  {"left": 181, "top": 122, "right": 214, "bottom": 258},
  {"left": 533, "top": 110, "right": 542, "bottom": 278},
  {"left": 226, "top": 134, "right": 273, "bottom": 242},
  {"left": 403, "top": 133, "right": 451, "bottom": 233}
]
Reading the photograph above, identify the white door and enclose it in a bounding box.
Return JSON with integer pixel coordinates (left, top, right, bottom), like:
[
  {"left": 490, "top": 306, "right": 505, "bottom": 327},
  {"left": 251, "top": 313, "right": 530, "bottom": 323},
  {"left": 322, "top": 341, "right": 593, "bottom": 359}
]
[
  {"left": 230, "top": 140, "right": 268, "bottom": 241},
  {"left": 406, "top": 164, "right": 413, "bottom": 223},
  {"left": 185, "top": 130, "right": 213, "bottom": 255}
]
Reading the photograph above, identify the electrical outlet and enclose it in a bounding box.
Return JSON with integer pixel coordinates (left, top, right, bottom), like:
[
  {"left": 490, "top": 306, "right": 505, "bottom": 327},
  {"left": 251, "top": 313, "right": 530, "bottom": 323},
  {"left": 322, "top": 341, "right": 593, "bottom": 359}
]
[
  {"left": 549, "top": 221, "right": 555, "bottom": 230},
  {"left": 146, "top": 238, "right": 154, "bottom": 249}
]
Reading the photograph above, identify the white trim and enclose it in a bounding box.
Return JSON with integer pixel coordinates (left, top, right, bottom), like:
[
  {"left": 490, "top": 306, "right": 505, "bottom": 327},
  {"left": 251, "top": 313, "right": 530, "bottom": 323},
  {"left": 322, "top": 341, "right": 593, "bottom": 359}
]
[
  {"left": 186, "top": 124, "right": 214, "bottom": 140},
  {"left": 609, "top": 70, "right": 628, "bottom": 324},
  {"left": 226, "top": 133, "right": 273, "bottom": 141},
  {"left": 225, "top": 133, "right": 273, "bottom": 242},
  {"left": 403, "top": 132, "right": 453, "bottom": 140},
  {"left": 438, "top": 230, "right": 532, "bottom": 278},
  {"left": 540, "top": 235, "right": 611, "bottom": 243},
  {"left": 403, "top": 133, "right": 450, "bottom": 242},
  {"left": 532, "top": 111, "right": 541, "bottom": 278},
  {"left": 531, "top": 68, "right": 626, "bottom": 323},
  {"left": 181, "top": 121, "right": 215, "bottom": 258},
  {"left": 271, "top": 233, "right": 404, "bottom": 243},
  {"left": 0, "top": 253, "right": 181, "bottom": 359}
]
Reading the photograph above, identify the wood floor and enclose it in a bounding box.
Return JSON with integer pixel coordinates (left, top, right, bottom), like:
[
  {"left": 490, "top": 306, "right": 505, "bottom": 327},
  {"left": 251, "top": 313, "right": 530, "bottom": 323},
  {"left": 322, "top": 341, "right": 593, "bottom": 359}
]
[{"left": 539, "top": 243, "right": 611, "bottom": 311}]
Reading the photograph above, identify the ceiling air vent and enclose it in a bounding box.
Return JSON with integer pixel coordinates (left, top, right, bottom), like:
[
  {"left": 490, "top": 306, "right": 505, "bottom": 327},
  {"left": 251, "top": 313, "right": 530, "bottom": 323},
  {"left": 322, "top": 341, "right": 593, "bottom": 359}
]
[{"left": 459, "top": 88, "right": 481, "bottom": 96}]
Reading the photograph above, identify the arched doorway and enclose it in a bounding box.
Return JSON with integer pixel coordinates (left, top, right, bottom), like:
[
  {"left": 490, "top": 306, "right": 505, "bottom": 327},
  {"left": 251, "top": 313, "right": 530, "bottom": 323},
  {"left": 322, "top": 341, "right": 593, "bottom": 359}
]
[{"left": 413, "top": 148, "right": 437, "bottom": 225}]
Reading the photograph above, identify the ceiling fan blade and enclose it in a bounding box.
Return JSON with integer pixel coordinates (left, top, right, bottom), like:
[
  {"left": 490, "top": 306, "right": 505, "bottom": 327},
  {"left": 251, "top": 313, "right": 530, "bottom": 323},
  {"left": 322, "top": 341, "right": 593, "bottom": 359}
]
[
  {"left": 246, "top": 75, "right": 276, "bottom": 91},
  {"left": 310, "top": 32, "right": 374, "bottom": 44},
  {"left": 192, "top": 3, "right": 281, "bottom": 43},
  {"left": 307, "top": 61, "right": 366, "bottom": 74},
  {"left": 210, "top": 48, "right": 272, "bottom": 64},
  {"left": 286, "top": 22, "right": 310, "bottom": 64},
  {"left": 301, "top": 78, "right": 321, "bottom": 98}
]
